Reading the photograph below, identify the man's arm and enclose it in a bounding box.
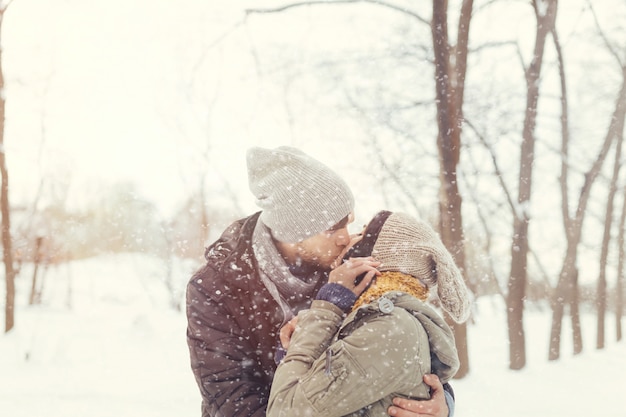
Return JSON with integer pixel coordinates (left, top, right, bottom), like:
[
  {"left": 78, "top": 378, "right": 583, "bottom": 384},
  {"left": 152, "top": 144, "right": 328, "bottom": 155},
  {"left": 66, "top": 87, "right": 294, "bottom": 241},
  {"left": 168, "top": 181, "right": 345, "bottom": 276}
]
[
  {"left": 388, "top": 374, "right": 453, "bottom": 417},
  {"left": 186, "top": 278, "right": 268, "bottom": 417}
]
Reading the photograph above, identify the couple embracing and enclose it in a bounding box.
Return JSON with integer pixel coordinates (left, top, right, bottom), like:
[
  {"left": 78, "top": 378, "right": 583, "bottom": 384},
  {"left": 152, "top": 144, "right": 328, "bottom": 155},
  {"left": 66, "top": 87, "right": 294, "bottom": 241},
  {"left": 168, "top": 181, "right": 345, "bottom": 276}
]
[{"left": 186, "top": 146, "right": 471, "bottom": 417}]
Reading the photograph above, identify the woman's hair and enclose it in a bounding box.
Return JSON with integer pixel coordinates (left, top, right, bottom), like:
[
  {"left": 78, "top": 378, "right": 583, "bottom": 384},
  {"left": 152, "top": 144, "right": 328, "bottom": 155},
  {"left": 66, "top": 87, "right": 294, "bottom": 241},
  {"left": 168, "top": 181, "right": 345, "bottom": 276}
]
[{"left": 342, "top": 210, "right": 392, "bottom": 281}]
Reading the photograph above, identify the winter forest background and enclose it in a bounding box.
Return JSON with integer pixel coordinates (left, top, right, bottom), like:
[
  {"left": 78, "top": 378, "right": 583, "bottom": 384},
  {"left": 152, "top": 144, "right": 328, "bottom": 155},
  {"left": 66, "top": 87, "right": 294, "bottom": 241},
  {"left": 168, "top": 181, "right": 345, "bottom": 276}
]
[{"left": 2, "top": 0, "right": 626, "bottom": 416}]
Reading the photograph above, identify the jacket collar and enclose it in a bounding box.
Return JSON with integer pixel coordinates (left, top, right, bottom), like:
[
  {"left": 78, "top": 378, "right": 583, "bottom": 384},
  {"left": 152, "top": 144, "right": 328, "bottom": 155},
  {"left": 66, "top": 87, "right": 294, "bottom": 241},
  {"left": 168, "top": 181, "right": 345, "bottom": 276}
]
[{"left": 202, "top": 212, "right": 262, "bottom": 298}]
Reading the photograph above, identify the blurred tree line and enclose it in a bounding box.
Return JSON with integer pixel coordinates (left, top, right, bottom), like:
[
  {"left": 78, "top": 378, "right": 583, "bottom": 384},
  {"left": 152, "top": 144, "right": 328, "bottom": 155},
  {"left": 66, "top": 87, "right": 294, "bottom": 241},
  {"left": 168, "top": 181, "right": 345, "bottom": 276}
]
[{"left": 12, "top": 182, "right": 220, "bottom": 263}]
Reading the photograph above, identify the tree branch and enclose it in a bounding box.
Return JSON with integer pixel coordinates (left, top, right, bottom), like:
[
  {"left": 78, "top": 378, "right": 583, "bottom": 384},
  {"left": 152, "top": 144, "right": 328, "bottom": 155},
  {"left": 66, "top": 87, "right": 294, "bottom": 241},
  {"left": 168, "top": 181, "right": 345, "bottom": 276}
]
[
  {"left": 0, "top": 0, "right": 15, "bottom": 14},
  {"left": 586, "top": 0, "right": 624, "bottom": 67},
  {"left": 246, "top": 0, "right": 429, "bottom": 25},
  {"left": 551, "top": 25, "right": 573, "bottom": 236},
  {"left": 458, "top": 160, "right": 505, "bottom": 299},
  {"left": 464, "top": 118, "right": 517, "bottom": 216}
]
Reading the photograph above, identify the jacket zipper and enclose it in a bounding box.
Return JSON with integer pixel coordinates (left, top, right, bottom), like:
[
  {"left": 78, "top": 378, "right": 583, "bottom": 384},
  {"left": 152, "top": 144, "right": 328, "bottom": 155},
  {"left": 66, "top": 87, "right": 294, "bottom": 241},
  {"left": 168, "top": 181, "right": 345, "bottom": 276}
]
[{"left": 325, "top": 349, "right": 333, "bottom": 376}]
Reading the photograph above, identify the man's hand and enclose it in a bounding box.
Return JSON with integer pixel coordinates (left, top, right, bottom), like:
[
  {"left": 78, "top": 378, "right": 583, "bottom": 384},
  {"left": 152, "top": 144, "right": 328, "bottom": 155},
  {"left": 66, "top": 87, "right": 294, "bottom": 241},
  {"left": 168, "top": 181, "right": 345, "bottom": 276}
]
[
  {"left": 279, "top": 317, "right": 298, "bottom": 349},
  {"left": 328, "top": 256, "right": 380, "bottom": 296},
  {"left": 388, "top": 374, "right": 449, "bottom": 417}
]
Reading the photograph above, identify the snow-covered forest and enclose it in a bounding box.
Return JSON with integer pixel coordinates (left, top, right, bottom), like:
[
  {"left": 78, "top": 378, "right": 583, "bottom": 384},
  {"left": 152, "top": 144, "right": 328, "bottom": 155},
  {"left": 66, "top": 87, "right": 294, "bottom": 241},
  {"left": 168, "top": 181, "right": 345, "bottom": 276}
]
[{"left": 2, "top": 0, "right": 626, "bottom": 415}]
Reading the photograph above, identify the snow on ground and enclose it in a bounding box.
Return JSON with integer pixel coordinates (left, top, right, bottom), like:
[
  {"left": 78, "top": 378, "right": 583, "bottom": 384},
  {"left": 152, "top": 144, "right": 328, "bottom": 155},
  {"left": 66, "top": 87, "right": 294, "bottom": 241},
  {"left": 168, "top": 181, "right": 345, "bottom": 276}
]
[
  {"left": 1, "top": 254, "right": 625, "bottom": 416},
  {"left": 454, "top": 299, "right": 626, "bottom": 417}
]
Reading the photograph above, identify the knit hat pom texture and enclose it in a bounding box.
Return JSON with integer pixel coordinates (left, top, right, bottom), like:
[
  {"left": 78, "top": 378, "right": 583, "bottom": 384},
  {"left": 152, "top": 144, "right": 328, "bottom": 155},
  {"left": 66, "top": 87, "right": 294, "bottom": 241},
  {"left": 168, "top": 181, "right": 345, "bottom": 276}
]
[{"left": 246, "top": 146, "right": 355, "bottom": 243}]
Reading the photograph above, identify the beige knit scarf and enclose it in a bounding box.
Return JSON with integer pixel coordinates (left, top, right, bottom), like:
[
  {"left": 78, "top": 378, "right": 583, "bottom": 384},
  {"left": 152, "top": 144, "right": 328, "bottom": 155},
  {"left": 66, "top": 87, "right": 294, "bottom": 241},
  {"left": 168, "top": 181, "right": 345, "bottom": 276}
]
[{"left": 351, "top": 271, "right": 429, "bottom": 312}]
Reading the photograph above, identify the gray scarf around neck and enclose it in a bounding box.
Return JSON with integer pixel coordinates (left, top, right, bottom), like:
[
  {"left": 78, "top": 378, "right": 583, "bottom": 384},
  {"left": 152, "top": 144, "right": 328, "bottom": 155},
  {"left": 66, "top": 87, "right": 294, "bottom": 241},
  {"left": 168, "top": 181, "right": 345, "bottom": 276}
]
[{"left": 252, "top": 221, "right": 323, "bottom": 324}]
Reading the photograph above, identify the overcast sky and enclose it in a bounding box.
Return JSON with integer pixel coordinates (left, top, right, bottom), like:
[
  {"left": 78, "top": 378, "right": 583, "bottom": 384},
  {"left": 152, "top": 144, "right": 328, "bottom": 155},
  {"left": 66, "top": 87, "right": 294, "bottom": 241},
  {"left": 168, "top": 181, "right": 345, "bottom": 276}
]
[
  {"left": 5, "top": 1, "right": 255, "bottom": 215},
  {"left": 4, "top": 0, "right": 622, "bottom": 223}
]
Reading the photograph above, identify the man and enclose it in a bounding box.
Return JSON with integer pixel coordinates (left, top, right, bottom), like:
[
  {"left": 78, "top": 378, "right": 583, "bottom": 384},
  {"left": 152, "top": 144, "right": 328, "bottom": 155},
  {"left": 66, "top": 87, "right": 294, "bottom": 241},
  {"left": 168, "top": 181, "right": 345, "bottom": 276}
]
[{"left": 186, "top": 146, "right": 454, "bottom": 417}]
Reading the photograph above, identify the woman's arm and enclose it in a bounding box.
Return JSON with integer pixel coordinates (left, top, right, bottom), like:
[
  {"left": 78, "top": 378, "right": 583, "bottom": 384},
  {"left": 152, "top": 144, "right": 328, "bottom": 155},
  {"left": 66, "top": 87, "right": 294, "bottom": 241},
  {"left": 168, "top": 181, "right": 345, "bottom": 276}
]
[{"left": 268, "top": 301, "right": 428, "bottom": 417}]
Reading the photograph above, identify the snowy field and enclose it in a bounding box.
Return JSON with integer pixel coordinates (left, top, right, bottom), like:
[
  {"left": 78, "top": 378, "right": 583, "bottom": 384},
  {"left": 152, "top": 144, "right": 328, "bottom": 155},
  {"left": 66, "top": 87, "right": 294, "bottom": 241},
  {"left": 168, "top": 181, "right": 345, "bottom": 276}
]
[{"left": 1, "top": 254, "right": 624, "bottom": 417}]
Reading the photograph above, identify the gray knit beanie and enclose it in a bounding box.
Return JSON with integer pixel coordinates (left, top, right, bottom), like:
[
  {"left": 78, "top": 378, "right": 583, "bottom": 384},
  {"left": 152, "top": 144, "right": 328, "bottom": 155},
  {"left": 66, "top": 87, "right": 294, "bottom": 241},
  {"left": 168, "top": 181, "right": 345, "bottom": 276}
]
[
  {"left": 246, "top": 146, "right": 355, "bottom": 243},
  {"left": 371, "top": 212, "right": 472, "bottom": 323}
]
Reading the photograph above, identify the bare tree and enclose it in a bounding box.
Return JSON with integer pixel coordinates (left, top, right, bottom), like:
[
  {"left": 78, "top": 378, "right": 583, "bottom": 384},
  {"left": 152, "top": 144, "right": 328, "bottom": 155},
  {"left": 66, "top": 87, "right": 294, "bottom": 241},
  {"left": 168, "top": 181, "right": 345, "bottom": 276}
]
[
  {"left": 504, "top": 0, "right": 558, "bottom": 370},
  {"left": 587, "top": 0, "right": 626, "bottom": 348},
  {"left": 549, "top": 92, "right": 622, "bottom": 360},
  {"left": 549, "top": 4, "right": 626, "bottom": 360},
  {"left": 0, "top": 2, "right": 16, "bottom": 333},
  {"left": 550, "top": 12, "right": 586, "bottom": 357},
  {"left": 597, "top": 135, "right": 624, "bottom": 349},
  {"left": 28, "top": 236, "right": 44, "bottom": 305},
  {"left": 430, "top": 0, "right": 474, "bottom": 378}
]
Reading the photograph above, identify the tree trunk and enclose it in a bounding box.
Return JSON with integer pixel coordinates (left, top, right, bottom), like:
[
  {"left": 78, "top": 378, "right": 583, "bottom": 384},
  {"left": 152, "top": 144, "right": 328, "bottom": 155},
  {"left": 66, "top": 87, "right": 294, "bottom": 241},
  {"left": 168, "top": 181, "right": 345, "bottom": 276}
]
[
  {"left": 611, "top": 69, "right": 626, "bottom": 344},
  {"left": 431, "top": 0, "right": 472, "bottom": 378},
  {"left": 596, "top": 135, "right": 623, "bottom": 349},
  {"left": 0, "top": 7, "right": 16, "bottom": 333},
  {"left": 29, "top": 237, "right": 44, "bottom": 305},
  {"left": 570, "top": 268, "right": 582, "bottom": 354},
  {"left": 551, "top": 21, "right": 585, "bottom": 356},
  {"left": 507, "top": 216, "right": 529, "bottom": 369},
  {"left": 617, "top": 185, "right": 625, "bottom": 342},
  {"left": 507, "top": 0, "right": 557, "bottom": 370}
]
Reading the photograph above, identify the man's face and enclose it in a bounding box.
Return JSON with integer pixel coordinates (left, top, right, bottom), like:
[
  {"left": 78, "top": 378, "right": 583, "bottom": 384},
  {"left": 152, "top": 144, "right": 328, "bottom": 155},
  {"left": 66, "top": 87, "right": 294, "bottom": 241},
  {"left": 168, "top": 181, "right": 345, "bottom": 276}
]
[
  {"left": 291, "top": 213, "right": 354, "bottom": 270},
  {"left": 330, "top": 225, "right": 366, "bottom": 270}
]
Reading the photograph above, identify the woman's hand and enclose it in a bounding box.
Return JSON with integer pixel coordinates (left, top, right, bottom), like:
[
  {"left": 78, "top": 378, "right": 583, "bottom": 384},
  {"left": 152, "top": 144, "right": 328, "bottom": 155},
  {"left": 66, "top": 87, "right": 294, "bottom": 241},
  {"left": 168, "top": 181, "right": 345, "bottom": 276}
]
[
  {"left": 280, "top": 255, "right": 379, "bottom": 348},
  {"left": 328, "top": 256, "right": 380, "bottom": 297}
]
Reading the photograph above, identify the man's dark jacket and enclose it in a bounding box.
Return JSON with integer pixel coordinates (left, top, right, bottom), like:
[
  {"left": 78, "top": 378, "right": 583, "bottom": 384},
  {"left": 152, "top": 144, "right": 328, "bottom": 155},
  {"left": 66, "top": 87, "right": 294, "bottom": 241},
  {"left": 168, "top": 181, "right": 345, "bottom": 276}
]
[{"left": 186, "top": 213, "right": 320, "bottom": 417}]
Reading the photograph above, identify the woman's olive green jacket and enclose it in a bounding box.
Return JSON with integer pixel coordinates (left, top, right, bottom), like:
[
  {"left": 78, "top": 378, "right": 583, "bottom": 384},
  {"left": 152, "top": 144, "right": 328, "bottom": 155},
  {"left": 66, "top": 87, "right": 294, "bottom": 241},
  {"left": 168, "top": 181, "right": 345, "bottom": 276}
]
[{"left": 267, "top": 291, "right": 460, "bottom": 417}]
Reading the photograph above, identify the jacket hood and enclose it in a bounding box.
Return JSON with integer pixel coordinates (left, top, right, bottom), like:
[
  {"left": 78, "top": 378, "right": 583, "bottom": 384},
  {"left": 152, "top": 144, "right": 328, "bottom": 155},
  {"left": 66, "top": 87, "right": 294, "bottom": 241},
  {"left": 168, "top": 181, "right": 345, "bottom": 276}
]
[
  {"left": 197, "top": 212, "right": 261, "bottom": 302},
  {"left": 345, "top": 292, "right": 460, "bottom": 382},
  {"left": 394, "top": 294, "right": 460, "bottom": 381}
]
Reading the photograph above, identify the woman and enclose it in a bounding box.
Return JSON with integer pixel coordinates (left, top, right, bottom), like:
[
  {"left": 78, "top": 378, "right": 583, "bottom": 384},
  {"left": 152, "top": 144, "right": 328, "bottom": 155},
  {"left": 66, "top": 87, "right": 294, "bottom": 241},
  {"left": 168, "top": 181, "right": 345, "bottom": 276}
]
[{"left": 267, "top": 210, "right": 472, "bottom": 417}]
